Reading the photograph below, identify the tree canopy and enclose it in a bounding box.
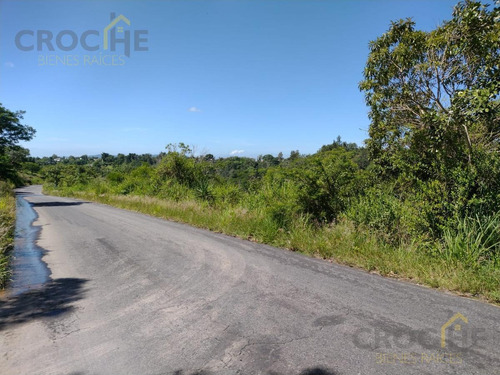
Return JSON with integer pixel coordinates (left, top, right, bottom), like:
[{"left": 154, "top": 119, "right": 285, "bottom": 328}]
[
  {"left": 0, "top": 104, "right": 35, "bottom": 151},
  {"left": 360, "top": 1, "right": 499, "bottom": 176},
  {"left": 0, "top": 103, "right": 36, "bottom": 181},
  {"left": 360, "top": 0, "right": 500, "bottom": 219}
]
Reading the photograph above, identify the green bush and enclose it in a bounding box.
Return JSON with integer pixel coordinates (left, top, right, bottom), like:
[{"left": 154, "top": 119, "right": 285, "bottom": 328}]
[
  {"left": 290, "top": 149, "right": 361, "bottom": 222},
  {"left": 194, "top": 178, "right": 214, "bottom": 204},
  {"left": 346, "top": 185, "right": 407, "bottom": 243},
  {"left": 107, "top": 171, "right": 124, "bottom": 184},
  {"left": 156, "top": 180, "right": 195, "bottom": 202},
  {"left": 212, "top": 183, "right": 242, "bottom": 206},
  {"left": 157, "top": 152, "right": 197, "bottom": 187}
]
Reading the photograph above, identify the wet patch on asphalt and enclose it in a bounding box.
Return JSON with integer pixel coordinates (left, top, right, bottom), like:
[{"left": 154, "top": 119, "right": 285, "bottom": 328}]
[{"left": 8, "top": 192, "right": 51, "bottom": 295}]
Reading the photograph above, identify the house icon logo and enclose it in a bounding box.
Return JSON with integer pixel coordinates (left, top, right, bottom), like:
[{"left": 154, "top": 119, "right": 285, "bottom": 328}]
[
  {"left": 103, "top": 13, "right": 131, "bottom": 51},
  {"left": 441, "top": 312, "right": 468, "bottom": 348}
]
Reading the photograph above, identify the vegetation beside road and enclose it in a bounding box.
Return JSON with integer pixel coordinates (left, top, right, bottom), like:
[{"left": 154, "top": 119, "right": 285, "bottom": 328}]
[{"left": 0, "top": 182, "right": 15, "bottom": 289}]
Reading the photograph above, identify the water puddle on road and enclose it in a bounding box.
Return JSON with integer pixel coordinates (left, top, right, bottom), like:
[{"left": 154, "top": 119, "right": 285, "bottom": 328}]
[{"left": 9, "top": 193, "right": 51, "bottom": 295}]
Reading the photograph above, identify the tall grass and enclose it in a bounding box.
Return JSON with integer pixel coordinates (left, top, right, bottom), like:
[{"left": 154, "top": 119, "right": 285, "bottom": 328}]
[
  {"left": 0, "top": 181, "right": 15, "bottom": 289},
  {"left": 441, "top": 213, "right": 500, "bottom": 268}
]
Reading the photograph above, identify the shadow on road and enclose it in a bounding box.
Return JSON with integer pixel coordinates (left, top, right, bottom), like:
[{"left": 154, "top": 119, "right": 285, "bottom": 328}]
[
  {"left": 297, "top": 369, "right": 338, "bottom": 375},
  {"left": 14, "top": 191, "right": 35, "bottom": 196},
  {"left": 170, "top": 367, "right": 338, "bottom": 375},
  {"left": 0, "top": 278, "right": 88, "bottom": 330},
  {"left": 30, "top": 201, "right": 89, "bottom": 207}
]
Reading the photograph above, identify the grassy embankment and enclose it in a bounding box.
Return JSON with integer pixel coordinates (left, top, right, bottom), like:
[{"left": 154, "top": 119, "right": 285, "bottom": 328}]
[
  {"left": 0, "top": 182, "right": 16, "bottom": 289},
  {"left": 44, "top": 185, "right": 500, "bottom": 304}
]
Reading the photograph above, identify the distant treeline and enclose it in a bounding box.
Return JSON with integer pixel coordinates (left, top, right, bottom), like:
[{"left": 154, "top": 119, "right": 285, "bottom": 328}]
[{"left": 32, "top": 138, "right": 371, "bottom": 221}]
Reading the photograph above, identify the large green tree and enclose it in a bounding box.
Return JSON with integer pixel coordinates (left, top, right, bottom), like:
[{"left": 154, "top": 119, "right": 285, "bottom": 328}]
[
  {"left": 360, "top": 0, "right": 500, "bottom": 219},
  {"left": 0, "top": 103, "right": 36, "bottom": 181}
]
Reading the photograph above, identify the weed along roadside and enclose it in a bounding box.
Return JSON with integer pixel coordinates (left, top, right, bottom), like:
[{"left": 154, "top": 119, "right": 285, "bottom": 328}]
[{"left": 0, "top": 182, "right": 16, "bottom": 289}]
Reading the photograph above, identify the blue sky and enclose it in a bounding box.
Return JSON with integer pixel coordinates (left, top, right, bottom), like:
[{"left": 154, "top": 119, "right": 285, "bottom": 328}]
[{"left": 1, "top": 0, "right": 463, "bottom": 158}]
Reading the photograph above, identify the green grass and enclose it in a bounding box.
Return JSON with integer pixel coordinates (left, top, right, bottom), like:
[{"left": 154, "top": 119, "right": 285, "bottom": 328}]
[
  {"left": 0, "top": 182, "right": 15, "bottom": 289},
  {"left": 44, "top": 185, "right": 500, "bottom": 305},
  {"left": 441, "top": 213, "right": 500, "bottom": 269}
]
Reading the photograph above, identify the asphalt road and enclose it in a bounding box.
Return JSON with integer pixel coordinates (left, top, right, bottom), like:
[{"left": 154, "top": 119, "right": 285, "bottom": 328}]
[{"left": 1, "top": 186, "right": 499, "bottom": 375}]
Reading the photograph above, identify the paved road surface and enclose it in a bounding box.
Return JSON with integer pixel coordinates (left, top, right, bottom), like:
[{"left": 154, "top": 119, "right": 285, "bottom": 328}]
[{"left": 1, "top": 186, "right": 499, "bottom": 374}]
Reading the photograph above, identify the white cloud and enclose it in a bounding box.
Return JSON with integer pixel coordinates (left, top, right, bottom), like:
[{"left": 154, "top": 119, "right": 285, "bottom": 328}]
[
  {"left": 4, "top": 62, "right": 14, "bottom": 68},
  {"left": 230, "top": 149, "right": 245, "bottom": 155},
  {"left": 188, "top": 106, "right": 201, "bottom": 112}
]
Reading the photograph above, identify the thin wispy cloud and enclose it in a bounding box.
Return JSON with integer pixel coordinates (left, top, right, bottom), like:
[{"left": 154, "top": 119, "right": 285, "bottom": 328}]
[
  {"left": 230, "top": 150, "right": 244, "bottom": 155},
  {"left": 188, "top": 106, "right": 202, "bottom": 112},
  {"left": 4, "top": 62, "right": 14, "bottom": 68}
]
